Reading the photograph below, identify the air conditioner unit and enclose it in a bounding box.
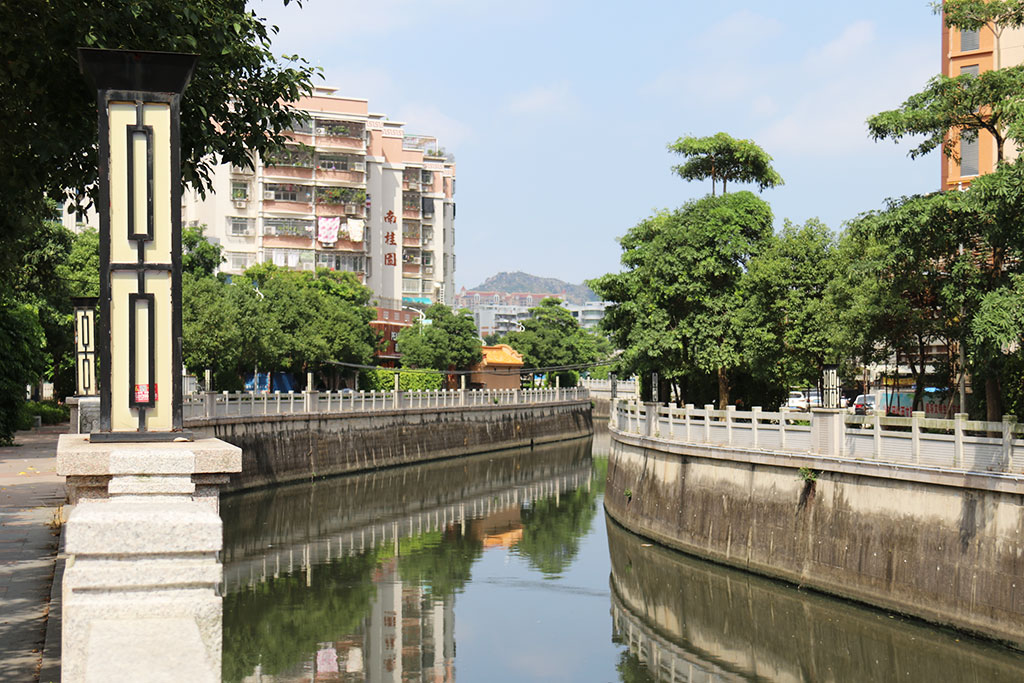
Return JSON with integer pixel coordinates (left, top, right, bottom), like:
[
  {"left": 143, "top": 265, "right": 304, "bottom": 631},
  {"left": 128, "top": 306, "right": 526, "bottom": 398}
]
[
  {"left": 353, "top": 162, "right": 366, "bottom": 171},
  {"left": 316, "top": 127, "right": 326, "bottom": 135},
  {"left": 263, "top": 191, "right": 275, "bottom": 200},
  {"left": 234, "top": 199, "right": 247, "bottom": 209}
]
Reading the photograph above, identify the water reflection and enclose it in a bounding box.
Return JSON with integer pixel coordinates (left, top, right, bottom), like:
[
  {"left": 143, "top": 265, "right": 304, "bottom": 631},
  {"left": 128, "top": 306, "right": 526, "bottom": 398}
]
[
  {"left": 221, "top": 437, "right": 600, "bottom": 682},
  {"left": 607, "top": 518, "right": 1024, "bottom": 682}
]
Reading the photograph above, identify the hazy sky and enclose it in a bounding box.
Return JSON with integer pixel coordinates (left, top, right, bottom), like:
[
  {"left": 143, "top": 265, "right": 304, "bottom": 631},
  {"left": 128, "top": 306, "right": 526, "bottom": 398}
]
[{"left": 256, "top": 0, "right": 941, "bottom": 290}]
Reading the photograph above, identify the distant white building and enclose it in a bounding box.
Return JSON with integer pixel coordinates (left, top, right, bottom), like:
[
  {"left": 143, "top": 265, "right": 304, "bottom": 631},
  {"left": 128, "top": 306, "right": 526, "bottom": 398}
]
[{"left": 470, "top": 300, "right": 608, "bottom": 337}]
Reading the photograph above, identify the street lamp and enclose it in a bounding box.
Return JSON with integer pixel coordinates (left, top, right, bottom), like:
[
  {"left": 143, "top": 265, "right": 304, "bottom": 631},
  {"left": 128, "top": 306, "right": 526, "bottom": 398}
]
[{"left": 78, "top": 48, "right": 197, "bottom": 441}]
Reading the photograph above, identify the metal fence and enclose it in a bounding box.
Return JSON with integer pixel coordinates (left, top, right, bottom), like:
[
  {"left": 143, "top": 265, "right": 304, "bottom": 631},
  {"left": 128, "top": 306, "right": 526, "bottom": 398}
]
[
  {"left": 612, "top": 399, "right": 1024, "bottom": 476},
  {"left": 183, "top": 387, "right": 589, "bottom": 421}
]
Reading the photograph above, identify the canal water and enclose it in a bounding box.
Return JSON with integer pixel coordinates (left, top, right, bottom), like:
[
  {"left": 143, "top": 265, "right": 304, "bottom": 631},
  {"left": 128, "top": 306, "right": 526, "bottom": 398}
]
[{"left": 221, "top": 424, "right": 1024, "bottom": 682}]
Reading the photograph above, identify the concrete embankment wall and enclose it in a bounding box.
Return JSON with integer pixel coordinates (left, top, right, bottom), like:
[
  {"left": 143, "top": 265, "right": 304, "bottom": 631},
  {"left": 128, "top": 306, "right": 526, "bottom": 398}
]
[
  {"left": 187, "top": 400, "right": 592, "bottom": 492},
  {"left": 605, "top": 428, "right": 1024, "bottom": 649}
]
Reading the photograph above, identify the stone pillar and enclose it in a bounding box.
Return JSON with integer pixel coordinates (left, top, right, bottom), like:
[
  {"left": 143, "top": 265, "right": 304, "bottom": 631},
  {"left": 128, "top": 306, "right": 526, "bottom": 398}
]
[
  {"left": 811, "top": 408, "right": 844, "bottom": 457},
  {"left": 57, "top": 435, "right": 241, "bottom": 682},
  {"left": 644, "top": 402, "right": 658, "bottom": 437}
]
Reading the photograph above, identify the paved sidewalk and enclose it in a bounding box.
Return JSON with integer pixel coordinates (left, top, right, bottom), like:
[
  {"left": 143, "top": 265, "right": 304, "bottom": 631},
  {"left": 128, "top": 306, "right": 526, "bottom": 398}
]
[{"left": 0, "top": 425, "right": 67, "bottom": 682}]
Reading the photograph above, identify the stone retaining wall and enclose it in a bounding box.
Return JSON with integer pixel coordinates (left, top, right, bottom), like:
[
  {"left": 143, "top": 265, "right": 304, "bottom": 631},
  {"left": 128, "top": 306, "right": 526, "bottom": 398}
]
[
  {"left": 187, "top": 400, "right": 592, "bottom": 492},
  {"left": 605, "top": 427, "right": 1024, "bottom": 650}
]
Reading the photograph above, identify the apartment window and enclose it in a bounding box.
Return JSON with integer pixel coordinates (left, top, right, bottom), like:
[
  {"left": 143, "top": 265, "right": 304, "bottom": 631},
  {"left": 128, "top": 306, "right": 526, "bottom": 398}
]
[
  {"left": 960, "top": 64, "right": 979, "bottom": 77},
  {"left": 264, "top": 248, "right": 315, "bottom": 270},
  {"left": 263, "top": 217, "right": 314, "bottom": 238},
  {"left": 231, "top": 181, "right": 248, "bottom": 200},
  {"left": 961, "top": 29, "right": 980, "bottom": 52},
  {"left": 226, "top": 251, "right": 255, "bottom": 271},
  {"left": 960, "top": 131, "right": 980, "bottom": 176},
  {"left": 316, "top": 252, "right": 364, "bottom": 273},
  {"left": 318, "top": 154, "right": 353, "bottom": 171},
  {"left": 384, "top": 310, "right": 389, "bottom": 320},
  {"left": 229, "top": 217, "right": 253, "bottom": 236},
  {"left": 265, "top": 183, "right": 311, "bottom": 203}
]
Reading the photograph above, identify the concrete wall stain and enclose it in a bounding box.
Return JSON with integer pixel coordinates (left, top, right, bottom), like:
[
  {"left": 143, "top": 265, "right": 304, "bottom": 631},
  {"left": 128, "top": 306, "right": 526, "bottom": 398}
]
[
  {"left": 606, "top": 434, "right": 1024, "bottom": 650},
  {"left": 188, "top": 401, "right": 592, "bottom": 492}
]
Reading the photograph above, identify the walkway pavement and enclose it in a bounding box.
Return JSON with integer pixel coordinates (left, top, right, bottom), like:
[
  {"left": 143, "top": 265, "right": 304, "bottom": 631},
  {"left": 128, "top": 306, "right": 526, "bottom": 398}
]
[{"left": 0, "top": 425, "right": 66, "bottom": 682}]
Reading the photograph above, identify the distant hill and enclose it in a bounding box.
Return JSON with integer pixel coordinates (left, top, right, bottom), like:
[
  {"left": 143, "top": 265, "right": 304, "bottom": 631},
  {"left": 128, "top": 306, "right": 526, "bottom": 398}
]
[{"left": 471, "top": 271, "right": 599, "bottom": 305}]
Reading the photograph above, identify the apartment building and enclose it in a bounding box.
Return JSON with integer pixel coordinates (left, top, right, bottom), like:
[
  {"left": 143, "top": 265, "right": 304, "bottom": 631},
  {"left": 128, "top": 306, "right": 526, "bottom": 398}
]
[
  {"left": 941, "top": 18, "right": 1024, "bottom": 189},
  {"left": 67, "top": 87, "right": 457, "bottom": 310}
]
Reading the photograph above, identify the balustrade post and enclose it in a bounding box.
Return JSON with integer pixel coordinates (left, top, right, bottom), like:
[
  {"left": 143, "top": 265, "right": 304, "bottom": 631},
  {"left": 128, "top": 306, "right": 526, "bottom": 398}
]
[
  {"left": 725, "top": 406, "right": 736, "bottom": 445},
  {"left": 644, "top": 402, "right": 658, "bottom": 437},
  {"left": 751, "top": 407, "right": 761, "bottom": 448},
  {"left": 911, "top": 411, "right": 924, "bottom": 464},
  {"left": 668, "top": 404, "right": 675, "bottom": 437},
  {"left": 954, "top": 412, "right": 966, "bottom": 468},
  {"left": 684, "top": 404, "right": 693, "bottom": 441},
  {"left": 779, "top": 407, "right": 788, "bottom": 450},
  {"left": 461, "top": 375, "right": 466, "bottom": 406},
  {"left": 1002, "top": 414, "right": 1016, "bottom": 472},
  {"left": 704, "top": 404, "right": 714, "bottom": 443},
  {"left": 204, "top": 391, "right": 215, "bottom": 419},
  {"left": 872, "top": 409, "right": 882, "bottom": 460}
]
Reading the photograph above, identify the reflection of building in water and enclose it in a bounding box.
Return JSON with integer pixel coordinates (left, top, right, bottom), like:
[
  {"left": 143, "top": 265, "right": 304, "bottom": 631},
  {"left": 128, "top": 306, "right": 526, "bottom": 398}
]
[{"left": 289, "top": 556, "right": 456, "bottom": 682}]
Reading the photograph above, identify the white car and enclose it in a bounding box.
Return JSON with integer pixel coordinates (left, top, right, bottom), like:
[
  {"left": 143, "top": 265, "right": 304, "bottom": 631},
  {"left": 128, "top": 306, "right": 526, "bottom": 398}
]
[{"left": 785, "top": 391, "right": 809, "bottom": 412}]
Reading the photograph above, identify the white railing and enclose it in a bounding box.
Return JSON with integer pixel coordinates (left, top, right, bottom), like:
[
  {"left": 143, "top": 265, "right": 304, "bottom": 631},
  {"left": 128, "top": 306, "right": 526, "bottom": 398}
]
[
  {"left": 183, "top": 387, "right": 589, "bottom": 421},
  {"left": 580, "top": 377, "right": 638, "bottom": 395},
  {"left": 611, "top": 399, "right": 1024, "bottom": 476}
]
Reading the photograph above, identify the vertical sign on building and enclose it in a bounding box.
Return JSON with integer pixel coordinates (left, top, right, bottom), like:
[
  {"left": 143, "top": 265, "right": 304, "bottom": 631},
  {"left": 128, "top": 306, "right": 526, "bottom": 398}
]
[
  {"left": 72, "top": 297, "right": 99, "bottom": 396},
  {"left": 79, "top": 48, "right": 197, "bottom": 441}
]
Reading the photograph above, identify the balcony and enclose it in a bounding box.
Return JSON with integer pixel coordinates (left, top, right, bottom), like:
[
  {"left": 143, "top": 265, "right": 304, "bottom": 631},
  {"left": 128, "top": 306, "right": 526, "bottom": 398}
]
[
  {"left": 403, "top": 263, "right": 421, "bottom": 275},
  {"left": 263, "top": 165, "right": 314, "bottom": 181},
  {"left": 317, "top": 168, "right": 364, "bottom": 183},
  {"left": 402, "top": 207, "right": 421, "bottom": 220},
  {"left": 403, "top": 180, "right": 423, "bottom": 192}
]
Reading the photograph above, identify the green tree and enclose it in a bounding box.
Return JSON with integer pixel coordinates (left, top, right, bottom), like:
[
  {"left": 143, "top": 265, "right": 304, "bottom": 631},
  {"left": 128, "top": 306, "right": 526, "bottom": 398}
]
[
  {"left": 504, "top": 298, "right": 604, "bottom": 387},
  {"left": 0, "top": 0, "right": 317, "bottom": 252},
  {"left": 668, "top": 132, "right": 784, "bottom": 196},
  {"left": 397, "top": 304, "right": 482, "bottom": 375},
  {"left": 0, "top": 299, "right": 46, "bottom": 444},
  {"left": 867, "top": 66, "right": 1024, "bottom": 164},
  {"left": 182, "top": 224, "right": 224, "bottom": 277},
  {"left": 739, "top": 219, "right": 842, "bottom": 396},
  {"left": 591, "top": 192, "right": 774, "bottom": 407}
]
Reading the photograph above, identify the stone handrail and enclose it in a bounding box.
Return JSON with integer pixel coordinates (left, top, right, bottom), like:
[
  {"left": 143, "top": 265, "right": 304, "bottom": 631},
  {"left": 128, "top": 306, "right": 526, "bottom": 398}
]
[
  {"left": 612, "top": 399, "right": 1024, "bottom": 475},
  {"left": 184, "top": 386, "right": 589, "bottom": 421},
  {"left": 579, "top": 377, "right": 637, "bottom": 394}
]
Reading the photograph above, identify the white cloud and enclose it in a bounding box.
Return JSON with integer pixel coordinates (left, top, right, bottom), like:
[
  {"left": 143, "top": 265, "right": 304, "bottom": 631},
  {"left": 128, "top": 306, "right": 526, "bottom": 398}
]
[
  {"left": 505, "top": 81, "right": 579, "bottom": 117},
  {"left": 395, "top": 102, "right": 473, "bottom": 148}
]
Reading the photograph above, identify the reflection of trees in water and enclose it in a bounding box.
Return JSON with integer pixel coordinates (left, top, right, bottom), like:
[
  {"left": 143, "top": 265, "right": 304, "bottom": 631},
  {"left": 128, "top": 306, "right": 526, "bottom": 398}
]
[
  {"left": 614, "top": 644, "right": 658, "bottom": 683},
  {"left": 222, "top": 551, "right": 379, "bottom": 682},
  {"left": 396, "top": 525, "right": 484, "bottom": 599},
  {"left": 514, "top": 457, "right": 607, "bottom": 576}
]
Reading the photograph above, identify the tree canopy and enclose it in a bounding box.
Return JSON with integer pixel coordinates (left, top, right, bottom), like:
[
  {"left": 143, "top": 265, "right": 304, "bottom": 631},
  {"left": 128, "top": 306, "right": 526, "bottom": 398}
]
[
  {"left": 590, "top": 191, "right": 774, "bottom": 406},
  {"left": 668, "top": 132, "right": 784, "bottom": 195},
  {"left": 503, "top": 298, "right": 607, "bottom": 386},
  {"left": 396, "top": 304, "right": 482, "bottom": 373},
  {"left": 867, "top": 67, "right": 1024, "bottom": 164}
]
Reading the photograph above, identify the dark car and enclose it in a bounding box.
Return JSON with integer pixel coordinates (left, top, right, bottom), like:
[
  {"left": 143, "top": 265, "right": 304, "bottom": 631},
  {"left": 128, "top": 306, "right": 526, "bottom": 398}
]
[{"left": 852, "top": 394, "right": 876, "bottom": 415}]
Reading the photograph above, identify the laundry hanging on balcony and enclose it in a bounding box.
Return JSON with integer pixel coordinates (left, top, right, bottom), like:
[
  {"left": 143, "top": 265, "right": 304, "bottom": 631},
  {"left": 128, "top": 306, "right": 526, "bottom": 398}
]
[
  {"left": 317, "top": 216, "right": 340, "bottom": 246},
  {"left": 347, "top": 218, "right": 364, "bottom": 243}
]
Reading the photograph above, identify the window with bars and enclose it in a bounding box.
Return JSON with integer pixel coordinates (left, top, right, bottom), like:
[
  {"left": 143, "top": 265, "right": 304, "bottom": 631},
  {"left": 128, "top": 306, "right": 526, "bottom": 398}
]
[
  {"left": 227, "top": 251, "right": 256, "bottom": 271},
  {"left": 229, "top": 217, "right": 253, "bottom": 236},
  {"left": 960, "top": 131, "right": 980, "bottom": 177},
  {"left": 318, "top": 154, "right": 360, "bottom": 171},
  {"left": 960, "top": 29, "right": 980, "bottom": 52},
  {"left": 266, "top": 183, "right": 312, "bottom": 202},
  {"left": 231, "top": 181, "right": 249, "bottom": 200},
  {"left": 316, "top": 252, "right": 364, "bottom": 273},
  {"left": 264, "top": 248, "right": 315, "bottom": 270},
  {"left": 263, "top": 217, "right": 315, "bottom": 238},
  {"left": 960, "top": 64, "right": 979, "bottom": 77}
]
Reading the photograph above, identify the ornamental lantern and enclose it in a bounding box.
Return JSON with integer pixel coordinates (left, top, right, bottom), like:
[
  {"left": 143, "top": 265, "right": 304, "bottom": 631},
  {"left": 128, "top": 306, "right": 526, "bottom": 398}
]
[{"left": 78, "top": 48, "right": 197, "bottom": 441}]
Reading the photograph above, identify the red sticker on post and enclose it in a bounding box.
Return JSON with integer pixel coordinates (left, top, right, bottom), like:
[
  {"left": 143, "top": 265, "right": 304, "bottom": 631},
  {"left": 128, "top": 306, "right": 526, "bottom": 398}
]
[{"left": 134, "top": 384, "right": 157, "bottom": 402}]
